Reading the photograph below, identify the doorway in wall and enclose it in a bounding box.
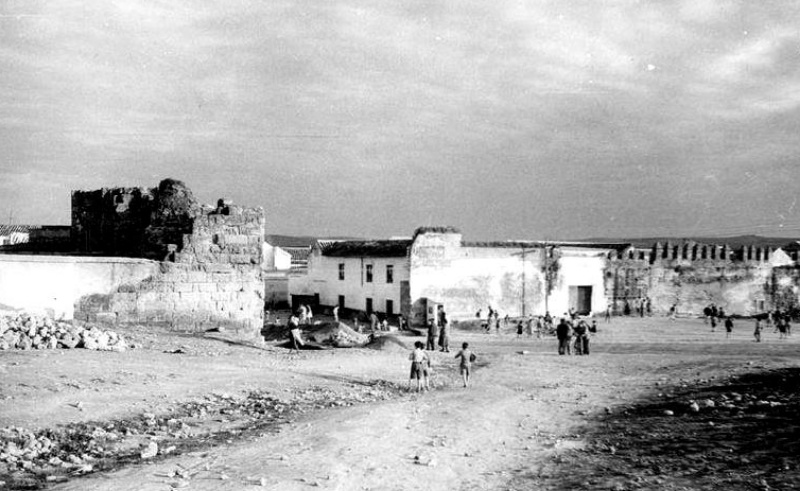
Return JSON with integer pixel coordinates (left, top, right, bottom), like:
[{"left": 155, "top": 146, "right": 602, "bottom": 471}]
[
  {"left": 569, "top": 286, "right": 593, "bottom": 315},
  {"left": 366, "top": 298, "right": 373, "bottom": 315}
]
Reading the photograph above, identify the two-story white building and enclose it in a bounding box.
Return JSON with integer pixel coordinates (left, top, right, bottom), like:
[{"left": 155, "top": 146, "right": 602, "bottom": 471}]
[{"left": 289, "top": 239, "right": 412, "bottom": 318}]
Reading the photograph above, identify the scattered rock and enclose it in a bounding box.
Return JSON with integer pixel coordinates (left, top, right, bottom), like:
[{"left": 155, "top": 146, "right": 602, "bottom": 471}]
[{"left": 140, "top": 442, "right": 158, "bottom": 460}]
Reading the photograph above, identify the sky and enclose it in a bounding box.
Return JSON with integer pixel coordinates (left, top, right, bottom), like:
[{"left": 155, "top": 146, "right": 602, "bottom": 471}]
[{"left": 1, "top": 0, "right": 800, "bottom": 241}]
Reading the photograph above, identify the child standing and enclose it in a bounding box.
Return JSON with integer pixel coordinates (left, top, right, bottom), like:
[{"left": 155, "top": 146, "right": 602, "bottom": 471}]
[
  {"left": 408, "top": 341, "right": 427, "bottom": 392},
  {"left": 454, "top": 342, "right": 476, "bottom": 388},
  {"left": 754, "top": 317, "right": 762, "bottom": 343}
]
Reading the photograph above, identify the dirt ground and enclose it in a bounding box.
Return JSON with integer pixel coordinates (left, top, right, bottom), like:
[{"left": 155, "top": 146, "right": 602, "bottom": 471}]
[{"left": 2, "top": 315, "right": 799, "bottom": 490}]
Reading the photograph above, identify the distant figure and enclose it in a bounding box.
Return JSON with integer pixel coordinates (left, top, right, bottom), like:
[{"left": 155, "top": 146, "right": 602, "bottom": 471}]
[
  {"left": 669, "top": 303, "right": 677, "bottom": 321},
  {"left": 623, "top": 301, "right": 631, "bottom": 316},
  {"left": 573, "top": 319, "right": 589, "bottom": 355},
  {"left": 454, "top": 342, "right": 476, "bottom": 388},
  {"left": 703, "top": 305, "right": 712, "bottom": 325},
  {"left": 427, "top": 316, "right": 439, "bottom": 351},
  {"left": 725, "top": 316, "right": 734, "bottom": 339},
  {"left": 298, "top": 304, "right": 307, "bottom": 325},
  {"left": 604, "top": 308, "right": 611, "bottom": 323},
  {"left": 535, "top": 316, "right": 543, "bottom": 339},
  {"left": 525, "top": 316, "right": 533, "bottom": 337},
  {"left": 306, "top": 304, "right": 314, "bottom": 324},
  {"left": 398, "top": 314, "right": 407, "bottom": 331},
  {"left": 381, "top": 317, "right": 389, "bottom": 331},
  {"left": 408, "top": 341, "right": 428, "bottom": 392},
  {"left": 710, "top": 316, "right": 717, "bottom": 332},
  {"left": 556, "top": 318, "right": 572, "bottom": 355},
  {"left": 288, "top": 314, "right": 303, "bottom": 354},
  {"left": 754, "top": 317, "right": 762, "bottom": 343},
  {"left": 590, "top": 320, "right": 598, "bottom": 334},
  {"left": 516, "top": 320, "right": 524, "bottom": 339},
  {"left": 333, "top": 305, "right": 340, "bottom": 323},
  {"left": 370, "top": 312, "right": 379, "bottom": 331},
  {"left": 437, "top": 305, "right": 450, "bottom": 352}
]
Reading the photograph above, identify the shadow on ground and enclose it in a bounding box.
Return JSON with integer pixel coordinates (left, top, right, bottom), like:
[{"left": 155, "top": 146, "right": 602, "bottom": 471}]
[{"left": 510, "top": 367, "right": 800, "bottom": 491}]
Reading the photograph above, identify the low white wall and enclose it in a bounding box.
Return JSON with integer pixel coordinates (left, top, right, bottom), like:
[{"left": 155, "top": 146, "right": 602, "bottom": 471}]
[{"left": 0, "top": 255, "right": 158, "bottom": 319}]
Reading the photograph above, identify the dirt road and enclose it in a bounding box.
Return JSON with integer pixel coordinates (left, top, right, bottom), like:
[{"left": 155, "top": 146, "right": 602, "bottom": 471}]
[{"left": 2, "top": 316, "right": 799, "bottom": 490}]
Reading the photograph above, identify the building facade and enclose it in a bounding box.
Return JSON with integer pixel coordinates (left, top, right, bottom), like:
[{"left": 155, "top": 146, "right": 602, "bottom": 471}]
[{"left": 289, "top": 226, "right": 800, "bottom": 326}]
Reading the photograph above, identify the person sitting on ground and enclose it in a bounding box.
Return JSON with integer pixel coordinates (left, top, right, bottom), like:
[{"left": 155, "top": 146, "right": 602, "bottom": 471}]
[
  {"left": 408, "top": 341, "right": 428, "bottom": 392},
  {"left": 454, "top": 342, "right": 476, "bottom": 388}
]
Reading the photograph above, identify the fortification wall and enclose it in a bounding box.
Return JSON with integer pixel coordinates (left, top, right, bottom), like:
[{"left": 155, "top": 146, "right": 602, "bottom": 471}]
[
  {"left": 607, "top": 242, "right": 795, "bottom": 316},
  {"left": 74, "top": 205, "right": 265, "bottom": 334}
]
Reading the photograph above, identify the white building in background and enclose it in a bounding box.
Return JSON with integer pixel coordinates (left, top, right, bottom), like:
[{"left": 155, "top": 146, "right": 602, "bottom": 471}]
[
  {"left": 290, "top": 239, "right": 411, "bottom": 317},
  {"left": 289, "top": 227, "right": 623, "bottom": 325}
]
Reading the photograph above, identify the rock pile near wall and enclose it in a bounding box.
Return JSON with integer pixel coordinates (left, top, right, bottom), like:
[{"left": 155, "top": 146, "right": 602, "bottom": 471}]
[{"left": 0, "top": 314, "right": 128, "bottom": 351}]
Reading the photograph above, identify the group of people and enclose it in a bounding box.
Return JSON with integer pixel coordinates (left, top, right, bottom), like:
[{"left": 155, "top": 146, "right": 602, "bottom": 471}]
[
  {"left": 408, "top": 340, "right": 475, "bottom": 391},
  {"left": 555, "top": 316, "right": 597, "bottom": 356},
  {"left": 477, "top": 307, "right": 558, "bottom": 337},
  {"left": 427, "top": 305, "right": 451, "bottom": 352},
  {"left": 752, "top": 310, "right": 792, "bottom": 342}
]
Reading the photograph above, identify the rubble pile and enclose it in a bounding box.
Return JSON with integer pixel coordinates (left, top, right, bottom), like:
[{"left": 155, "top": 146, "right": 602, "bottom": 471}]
[
  {"left": 0, "top": 381, "right": 405, "bottom": 487},
  {"left": 0, "top": 314, "right": 128, "bottom": 352}
]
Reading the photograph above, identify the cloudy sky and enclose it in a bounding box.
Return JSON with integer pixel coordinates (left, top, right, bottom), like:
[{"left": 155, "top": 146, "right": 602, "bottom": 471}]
[{"left": 1, "top": 0, "right": 799, "bottom": 240}]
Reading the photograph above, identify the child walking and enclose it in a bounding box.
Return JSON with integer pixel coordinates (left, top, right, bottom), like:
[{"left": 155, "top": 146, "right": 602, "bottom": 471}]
[{"left": 454, "top": 342, "right": 476, "bottom": 388}]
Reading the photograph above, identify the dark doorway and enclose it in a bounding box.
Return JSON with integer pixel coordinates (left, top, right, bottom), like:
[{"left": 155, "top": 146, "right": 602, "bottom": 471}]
[{"left": 569, "top": 286, "right": 593, "bottom": 315}]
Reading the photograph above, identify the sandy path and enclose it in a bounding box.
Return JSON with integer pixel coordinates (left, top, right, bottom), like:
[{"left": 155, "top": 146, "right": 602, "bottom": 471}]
[{"left": 3, "top": 317, "right": 798, "bottom": 490}]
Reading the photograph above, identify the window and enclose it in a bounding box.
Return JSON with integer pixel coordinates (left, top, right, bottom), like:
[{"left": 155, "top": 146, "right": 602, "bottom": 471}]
[
  {"left": 386, "top": 299, "right": 394, "bottom": 316},
  {"left": 338, "top": 263, "right": 345, "bottom": 280},
  {"left": 366, "top": 264, "right": 373, "bottom": 283},
  {"left": 386, "top": 264, "right": 394, "bottom": 284}
]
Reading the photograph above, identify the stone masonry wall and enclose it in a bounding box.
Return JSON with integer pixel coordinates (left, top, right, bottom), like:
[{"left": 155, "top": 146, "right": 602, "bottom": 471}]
[
  {"left": 70, "top": 179, "right": 264, "bottom": 336},
  {"left": 75, "top": 204, "right": 264, "bottom": 334},
  {"left": 606, "top": 241, "right": 797, "bottom": 316}
]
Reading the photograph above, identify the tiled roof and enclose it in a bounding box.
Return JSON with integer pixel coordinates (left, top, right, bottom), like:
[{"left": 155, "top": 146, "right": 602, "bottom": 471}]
[
  {"left": 462, "top": 240, "right": 631, "bottom": 253},
  {"left": 0, "top": 225, "right": 39, "bottom": 235},
  {"left": 320, "top": 240, "right": 412, "bottom": 258}
]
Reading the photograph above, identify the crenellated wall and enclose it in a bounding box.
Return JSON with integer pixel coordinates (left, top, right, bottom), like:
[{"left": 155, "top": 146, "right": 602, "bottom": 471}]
[{"left": 606, "top": 241, "right": 798, "bottom": 316}]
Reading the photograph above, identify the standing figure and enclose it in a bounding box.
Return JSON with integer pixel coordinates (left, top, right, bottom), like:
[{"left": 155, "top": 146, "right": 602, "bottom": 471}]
[
  {"left": 408, "top": 341, "right": 427, "bottom": 392},
  {"left": 724, "top": 316, "right": 734, "bottom": 339},
  {"left": 604, "top": 308, "right": 611, "bottom": 323},
  {"left": 754, "top": 317, "right": 762, "bottom": 343},
  {"left": 556, "top": 318, "right": 572, "bottom": 355},
  {"left": 495, "top": 313, "right": 501, "bottom": 334},
  {"left": 454, "top": 342, "right": 475, "bottom": 388},
  {"left": 333, "top": 305, "right": 340, "bottom": 323},
  {"left": 437, "top": 305, "right": 450, "bottom": 352},
  {"left": 288, "top": 314, "right": 303, "bottom": 354},
  {"left": 573, "top": 319, "right": 589, "bottom": 355},
  {"left": 370, "top": 312, "right": 379, "bottom": 331},
  {"left": 516, "top": 320, "right": 524, "bottom": 339},
  {"left": 426, "top": 315, "right": 439, "bottom": 351}
]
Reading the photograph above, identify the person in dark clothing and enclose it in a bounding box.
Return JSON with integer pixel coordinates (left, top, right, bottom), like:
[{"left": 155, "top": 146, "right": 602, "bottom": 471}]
[
  {"left": 556, "top": 318, "right": 572, "bottom": 355},
  {"left": 725, "top": 316, "right": 734, "bottom": 339},
  {"left": 426, "top": 317, "right": 439, "bottom": 351},
  {"left": 573, "top": 319, "right": 589, "bottom": 355},
  {"left": 437, "top": 305, "right": 450, "bottom": 352}
]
